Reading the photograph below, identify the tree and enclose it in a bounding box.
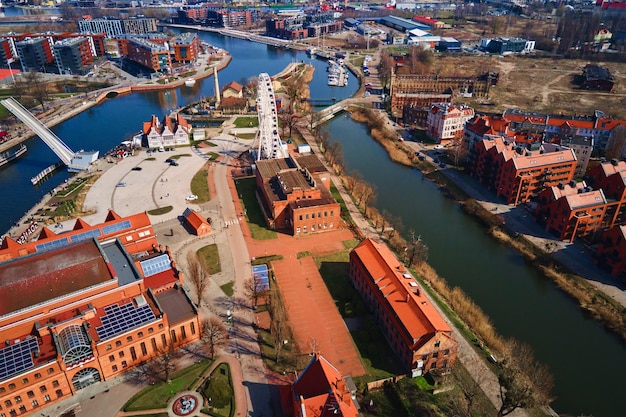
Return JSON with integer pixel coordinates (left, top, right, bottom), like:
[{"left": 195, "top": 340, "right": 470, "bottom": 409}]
[
  {"left": 201, "top": 317, "right": 228, "bottom": 359},
  {"left": 186, "top": 251, "right": 210, "bottom": 306},
  {"left": 449, "top": 133, "right": 468, "bottom": 167},
  {"left": 148, "top": 344, "right": 181, "bottom": 383},
  {"left": 449, "top": 362, "right": 488, "bottom": 417},
  {"left": 497, "top": 340, "right": 554, "bottom": 417},
  {"left": 378, "top": 52, "right": 395, "bottom": 89},
  {"left": 606, "top": 125, "right": 626, "bottom": 160},
  {"left": 406, "top": 230, "right": 428, "bottom": 266},
  {"left": 27, "top": 71, "right": 49, "bottom": 111},
  {"left": 244, "top": 274, "right": 267, "bottom": 307},
  {"left": 267, "top": 285, "right": 288, "bottom": 363},
  {"left": 283, "top": 78, "right": 301, "bottom": 114}
]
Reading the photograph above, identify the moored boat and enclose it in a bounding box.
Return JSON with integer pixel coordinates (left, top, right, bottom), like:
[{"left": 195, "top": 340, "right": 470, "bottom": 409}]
[
  {"left": 0, "top": 144, "right": 27, "bottom": 168},
  {"left": 184, "top": 78, "right": 196, "bottom": 86}
]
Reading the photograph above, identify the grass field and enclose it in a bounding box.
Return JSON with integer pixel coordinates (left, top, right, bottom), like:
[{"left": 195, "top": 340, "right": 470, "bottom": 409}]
[
  {"left": 190, "top": 164, "right": 211, "bottom": 202},
  {"left": 197, "top": 244, "right": 222, "bottom": 275},
  {"left": 234, "top": 178, "right": 277, "bottom": 240}
]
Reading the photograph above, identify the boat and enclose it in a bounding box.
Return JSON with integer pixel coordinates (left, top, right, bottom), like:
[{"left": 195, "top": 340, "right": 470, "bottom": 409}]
[
  {"left": 184, "top": 78, "right": 196, "bottom": 87},
  {"left": 0, "top": 144, "right": 27, "bottom": 168},
  {"left": 328, "top": 73, "right": 339, "bottom": 86}
]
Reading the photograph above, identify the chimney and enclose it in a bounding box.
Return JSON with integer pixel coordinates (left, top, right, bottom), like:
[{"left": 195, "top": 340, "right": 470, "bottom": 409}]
[{"left": 213, "top": 67, "right": 221, "bottom": 105}]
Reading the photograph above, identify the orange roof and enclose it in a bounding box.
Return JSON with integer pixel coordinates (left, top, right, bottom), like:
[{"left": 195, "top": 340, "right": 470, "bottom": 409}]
[
  {"left": 223, "top": 81, "right": 243, "bottom": 93},
  {"left": 183, "top": 209, "right": 210, "bottom": 231},
  {"left": 565, "top": 189, "right": 606, "bottom": 210},
  {"left": 0, "top": 69, "right": 20, "bottom": 81},
  {"left": 549, "top": 181, "right": 587, "bottom": 200},
  {"left": 293, "top": 354, "right": 359, "bottom": 417},
  {"left": 352, "top": 238, "right": 451, "bottom": 345},
  {"left": 600, "top": 160, "right": 626, "bottom": 177}
]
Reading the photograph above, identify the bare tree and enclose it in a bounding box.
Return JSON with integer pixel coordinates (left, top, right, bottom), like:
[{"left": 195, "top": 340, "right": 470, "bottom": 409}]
[
  {"left": 406, "top": 230, "right": 428, "bottom": 266},
  {"left": 449, "top": 133, "right": 468, "bottom": 167},
  {"left": 606, "top": 125, "right": 626, "bottom": 160},
  {"left": 497, "top": 340, "right": 554, "bottom": 417},
  {"left": 268, "top": 285, "right": 288, "bottom": 363},
  {"left": 27, "top": 71, "right": 49, "bottom": 111},
  {"left": 448, "top": 361, "right": 488, "bottom": 417},
  {"left": 201, "top": 317, "right": 228, "bottom": 359},
  {"left": 147, "top": 344, "right": 181, "bottom": 383},
  {"left": 244, "top": 274, "right": 267, "bottom": 307},
  {"left": 187, "top": 251, "right": 210, "bottom": 306},
  {"left": 378, "top": 52, "right": 395, "bottom": 89},
  {"left": 283, "top": 78, "right": 301, "bottom": 114}
]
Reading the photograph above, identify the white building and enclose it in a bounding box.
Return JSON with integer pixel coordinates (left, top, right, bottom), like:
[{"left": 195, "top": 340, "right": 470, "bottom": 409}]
[
  {"left": 142, "top": 114, "right": 191, "bottom": 149},
  {"left": 426, "top": 103, "right": 475, "bottom": 143}
]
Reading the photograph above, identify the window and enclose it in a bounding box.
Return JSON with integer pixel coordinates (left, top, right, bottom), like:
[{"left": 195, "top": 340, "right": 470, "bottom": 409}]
[
  {"left": 26, "top": 392, "right": 34, "bottom": 399},
  {"left": 52, "top": 381, "right": 59, "bottom": 388},
  {"left": 55, "top": 390, "right": 63, "bottom": 399},
  {"left": 433, "top": 352, "right": 439, "bottom": 358},
  {"left": 138, "top": 332, "right": 144, "bottom": 337},
  {"left": 181, "top": 326, "right": 187, "bottom": 340},
  {"left": 43, "top": 395, "right": 50, "bottom": 403},
  {"left": 158, "top": 324, "right": 164, "bottom": 329},
  {"left": 161, "top": 334, "right": 167, "bottom": 348},
  {"left": 170, "top": 330, "right": 177, "bottom": 344},
  {"left": 190, "top": 321, "right": 196, "bottom": 335},
  {"left": 34, "top": 373, "right": 41, "bottom": 379},
  {"left": 39, "top": 386, "right": 46, "bottom": 394},
  {"left": 8, "top": 385, "right": 14, "bottom": 390},
  {"left": 126, "top": 336, "right": 133, "bottom": 342},
  {"left": 434, "top": 340, "right": 440, "bottom": 348},
  {"left": 105, "top": 344, "right": 112, "bottom": 350},
  {"left": 112, "top": 365, "right": 118, "bottom": 372},
  {"left": 151, "top": 338, "right": 157, "bottom": 351},
  {"left": 109, "top": 355, "right": 115, "bottom": 362},
  {"left": 122, "top": 361, "right": 128, "bottom": 369},
  {"left": 31, "top": 400, "right": 38, "bottom": 408},
  {"left": 115, "top": 341, "right": 122, "bottom": 347},
  {"left": 148, "top": 327, "right": 154, "bottom": 334},
  {"left": 3, "top": 402, "right": 10, "bottom": 408},
  {"left": 20, "top": 378, "right": 27, "bottom": 385},
  {"left": 13, "top": 397, "right": 20, "bottom": 404},
  {"left": 118, "top": 351, "right": 125, "bottom": 358},
  {"left": 444, "top": 349, "right": 450, "bottom": 356},
  {"left": 17, "top": 407, "right": 25, "bottom": 414},
  {"left": 130, "top": 347, "right": 137, "bottom": 361},
  {"left": 140, "top": 342, "right": 147, "bottom": 356},
  {"left": 0, "top": 388, "right": 4, "bottom": 393}
]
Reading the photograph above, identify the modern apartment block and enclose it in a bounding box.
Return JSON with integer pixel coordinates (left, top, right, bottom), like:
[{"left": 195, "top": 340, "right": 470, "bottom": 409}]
[
  {"left": 78, "top": 16, "right": 158, "bottom": 38},
  {"left": 255, "top": 155, "right": 341, "bottom": 235},
  {"left": 53, "top": 37, "right": 94, "bottom": 75},
  {"left": 0, "top": 211, "right": 200, "bottom": 416},
  {"left": 171, "top": 33, "right": 200, "bottom": 63},
  {"left": 349, "top": 238, "right": 457, "bottom": 376},
  {"left": 15, "top": 38, "right": 54, "bottom": 72},
  {"left": 126, "top": 36, "right": 172, "bottom": 73},
  {"left": 468, "top": 137, "right": 577, "bottom": 205}
]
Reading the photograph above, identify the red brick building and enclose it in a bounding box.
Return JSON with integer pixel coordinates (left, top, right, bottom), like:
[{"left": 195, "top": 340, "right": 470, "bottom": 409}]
[
  {"left": 586, "top": 160, "right": 626, "bottom": 228},
  {"left": 255, "top": 155, "right": 340, "bottom": 235},
  {"left": 349, "top": 238, "right": 457, "bottom": 376},
  {"left": 469, "top": 137, "right": 577, "bottom": 205},
  {"left": 535, "top": 181, "right": 607, "bottom": 242},
  {"left": 595, "top": 225, "right": 626, "bottom": 277},
  {"left": 171, "top": 33, "right": 199, "bottom": 63},
  {"left": 285, "top": 353, "right": 359, "bottom": 417},
  {"left": 0, "top": 211, "right": 200, "bottom": 416},
  {"left": 183, "top": 208, "right": 211, "bottom": 237}
]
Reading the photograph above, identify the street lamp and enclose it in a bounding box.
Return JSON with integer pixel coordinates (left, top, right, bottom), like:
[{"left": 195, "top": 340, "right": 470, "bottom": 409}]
[{"left": 7, "top": 57, "right": 15, "bottom": 84}]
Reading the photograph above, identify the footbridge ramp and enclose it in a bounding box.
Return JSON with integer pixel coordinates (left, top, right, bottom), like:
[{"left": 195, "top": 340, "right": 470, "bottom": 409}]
[{"left": 1, "top": 97, "right": 74, "bottom": 166}]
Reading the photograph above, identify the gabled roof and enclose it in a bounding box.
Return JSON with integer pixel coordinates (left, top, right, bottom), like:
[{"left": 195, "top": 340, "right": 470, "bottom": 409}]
[
  {"left": 352, "top": 238, "right": 452, "bottom": 346},
  {"left": 183, "top": 208, "right": 210, "bottom": 231},
  {"left": 293, "top": 353, "right": 359, "bottom": 417},
  {"left": 223, "top": 81, "right": 243, "bottom": 93}
]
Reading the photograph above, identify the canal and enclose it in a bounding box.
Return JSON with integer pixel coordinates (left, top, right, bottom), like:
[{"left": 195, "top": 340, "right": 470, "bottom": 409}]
[
  {"left": 0, "top": 28, "right": 623, "bottom": 417},
  {"left": 324, "top": 114, "right": 625, "bottom": 417}
]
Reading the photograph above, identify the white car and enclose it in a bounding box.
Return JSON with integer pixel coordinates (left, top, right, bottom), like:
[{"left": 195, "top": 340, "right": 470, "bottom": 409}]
[
  {"left": 185, "top": 195, "right": 198, "bottom": 201},
  {"left": 434, "top": 145, "right": 445, "bottom": 150}
]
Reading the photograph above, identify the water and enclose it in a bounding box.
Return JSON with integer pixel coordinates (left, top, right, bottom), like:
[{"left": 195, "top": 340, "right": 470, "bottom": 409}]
[
  {"left": 325, "top": 114, "right": 626, "bottom": 417},
  {"left": 0, "top": 29, "right": 356, "bottom": 234},
  {"left": 1, "top": 28, "right": 619, "bottom": 417}
]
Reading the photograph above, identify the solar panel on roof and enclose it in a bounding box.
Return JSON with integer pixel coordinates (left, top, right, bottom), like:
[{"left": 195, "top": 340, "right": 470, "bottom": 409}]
[
  {"left": 0, "top": 337, "right": 39, "bottom": 381},
  {"left": 96, "top": 302, "right": 156, "bottom": 341},
  {"left": 102, "top": 219, "right": 131, "bottom": 235},
  {"left": 140, "top": 254, "right": 171, "bottom": 277}
]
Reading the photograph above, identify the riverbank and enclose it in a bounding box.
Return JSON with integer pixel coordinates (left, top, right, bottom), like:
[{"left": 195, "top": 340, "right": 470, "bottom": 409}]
[{"left": 347, "top": 106, "right": 626, "bottom": 344}]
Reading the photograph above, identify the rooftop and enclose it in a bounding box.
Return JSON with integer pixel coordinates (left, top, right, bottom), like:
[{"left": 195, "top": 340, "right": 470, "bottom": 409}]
[{"left": 154, "top": 285, "right": 197, "bottom": 325}]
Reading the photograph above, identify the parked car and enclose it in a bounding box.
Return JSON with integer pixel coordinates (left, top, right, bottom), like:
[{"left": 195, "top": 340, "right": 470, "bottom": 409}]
[
  {"left": 116, "top": 182, "right": 126, "bottom": 187},
  {"left": 165, "top": 158, "right": 174, "bottom": 163},
  {"left": 131, "top": 166, "right": 142, "bottom": 171},
  {"left": 434, "top": 145, "right": 445, "bottom": 150},
  {"left": 185, "top": 195, "right": 198, "bottom": 201},
  {"left": 169, "top": 161, "right": 179, "bottom": 166}
]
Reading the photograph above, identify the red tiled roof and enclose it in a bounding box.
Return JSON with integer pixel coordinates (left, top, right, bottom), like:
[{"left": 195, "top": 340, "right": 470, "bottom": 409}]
[
  {"left": 353, "top": 238, "right": 451, "bottom": 343},
  {"left": 223, "top": 81, "right": 243, "bottom": 93}
]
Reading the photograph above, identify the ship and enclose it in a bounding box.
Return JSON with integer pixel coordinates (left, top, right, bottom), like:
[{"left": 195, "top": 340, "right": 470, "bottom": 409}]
[
  {"left": 0, "top": 144, "right": 27, "bottom": 168},
  {"left": 184, "top": 78, "right": 196, "bottom": 87}
]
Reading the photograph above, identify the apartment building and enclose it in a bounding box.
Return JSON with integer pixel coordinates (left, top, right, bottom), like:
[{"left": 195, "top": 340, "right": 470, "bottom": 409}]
[
  {"left": 469, "top": 137, "right": 577, "bottom": 205},
  {"left": 426, "top": 103, "right": 475, "bottom": 143},
  {"left": 349, "top": 238, "right": 457, "bottom": 376}
]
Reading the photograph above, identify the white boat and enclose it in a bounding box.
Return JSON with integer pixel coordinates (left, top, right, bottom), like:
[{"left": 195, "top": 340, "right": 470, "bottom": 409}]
[
  {"left": 328, "top": 74, "right": 339, "bottom": 86},
  {"left": 184, "top": 78, "right": 196, "bottom": 87}
]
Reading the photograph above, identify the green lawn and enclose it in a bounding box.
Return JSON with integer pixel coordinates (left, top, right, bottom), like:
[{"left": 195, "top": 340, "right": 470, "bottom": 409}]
[
  {"left": 190, "top": 166, "right": 211, "bottom": 203},
  {"left": 234, "top": 178, "right": 277, "bottom": 240},
  {"left": 147, "top": 206, "right": 173, "bottom": 216},
  {"left": 123, "top": 359, "right": 213, "bottom": 412},
  {"left": 197, "top": 244, "right": 222, "bottom": 275},
  {"left": 315, "top": 252, "right": 403, "bottom": 380},
  {"left": 236, "top": 133, "right": 256, "bottom": 140},
  {"left": 171, "top": 153, "right": 193, "bottom": 160},
  {"left": 200, "top": 363, "right": 234, "bottom": 417},
  {"left": 220, "top": 281, "right": 234, "bottom": 297},
  {"left": 234, "top": 116, "right": 258, "bottom": 128},
  {"left": 330, "top": 182, "right": 350, "bottom": 220}
]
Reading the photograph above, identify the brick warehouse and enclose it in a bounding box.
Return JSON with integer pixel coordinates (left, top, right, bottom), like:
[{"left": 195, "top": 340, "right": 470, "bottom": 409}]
[{"left": 0, "top": 211, "right": 200, "bottom": 416}]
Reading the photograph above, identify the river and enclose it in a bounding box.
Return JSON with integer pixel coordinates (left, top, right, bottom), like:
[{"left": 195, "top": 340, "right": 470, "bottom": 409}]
[
  {"left": 325, "top": 114, "right": 626, "bottom": 417},
  {"left": 0, "top": 28, "right": 623, "bottom": 417}
]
